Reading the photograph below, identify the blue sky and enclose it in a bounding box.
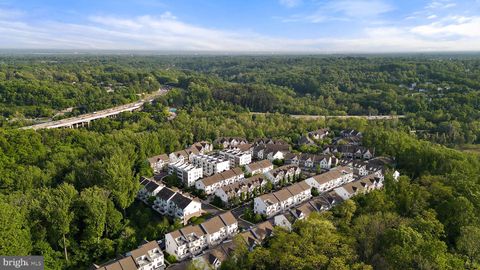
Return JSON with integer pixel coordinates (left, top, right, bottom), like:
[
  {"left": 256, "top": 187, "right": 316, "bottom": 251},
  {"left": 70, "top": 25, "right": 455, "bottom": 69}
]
[{"left": 0, "top": 0, "right": 479, "bottom": 52}]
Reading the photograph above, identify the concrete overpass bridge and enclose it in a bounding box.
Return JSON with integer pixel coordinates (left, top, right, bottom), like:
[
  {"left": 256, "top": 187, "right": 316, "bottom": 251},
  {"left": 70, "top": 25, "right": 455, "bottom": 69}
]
[{"left": 22, "top": 88, "right": 169, "bottom": 130}]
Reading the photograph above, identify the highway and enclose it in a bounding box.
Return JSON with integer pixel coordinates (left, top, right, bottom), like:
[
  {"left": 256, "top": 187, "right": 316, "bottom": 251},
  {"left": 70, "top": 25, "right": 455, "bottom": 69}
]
[{"left": 21, "top": 88, "right": 169, "bottom": 130}]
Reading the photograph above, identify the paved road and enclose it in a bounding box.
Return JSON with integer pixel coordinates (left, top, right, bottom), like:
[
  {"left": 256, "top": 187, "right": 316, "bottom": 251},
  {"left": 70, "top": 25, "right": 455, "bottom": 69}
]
[
  {"left": 21, "top": 88, "right": 169, "bottom": 130},
  {"left": 251, "top": 112, "right": 405, "bottom": 120}
]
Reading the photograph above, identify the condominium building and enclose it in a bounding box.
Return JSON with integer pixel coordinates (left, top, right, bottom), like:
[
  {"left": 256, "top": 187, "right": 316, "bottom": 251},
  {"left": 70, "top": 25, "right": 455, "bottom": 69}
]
[
  {"left": 168, "top": 161, "right": 203, "bottom": 187},
  {"left": 191, "top": 154, "right": 230, "bottom": 177},
  {"left": 219, "top": 148, "right": 252, "bottom": 167}
]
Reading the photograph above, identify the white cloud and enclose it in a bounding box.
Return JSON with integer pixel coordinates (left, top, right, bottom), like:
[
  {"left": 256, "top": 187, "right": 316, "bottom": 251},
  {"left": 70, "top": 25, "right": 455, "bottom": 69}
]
[
  {"left": 0, "top": 9, "right": 480, "bottom": 52},
  {"left": 283, "top": 0, "right": 394, "bottom": 23},
  {"left": 411, "top": 16, "right": 480, "bottom": 38},
  {"left": 279, "top": 0, "right": 302, "bottom": 8},
  {"left": 427, "top": 0, "right": 457, "bottom": 9}
]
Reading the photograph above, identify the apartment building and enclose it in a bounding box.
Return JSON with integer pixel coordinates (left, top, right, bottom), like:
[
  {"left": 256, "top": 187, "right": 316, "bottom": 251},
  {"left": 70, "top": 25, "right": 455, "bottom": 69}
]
[
  {"left": 253, "top": 180, "right": 311, "bottom": 217},
  {"left": 191, "top": 153, "right": 230, "bottom": 177},
  {"left": 165, "top": 211, "right": 238, "bottom": 260},
  {"left": 244, "top": 159, "right": 274, "bottom": 175},
  {"left": 168, "top": 161, "right": 203, "bottom": 187},
  {"left": 152, "top": 187, "right": 202, "bottom": 225},
  {"left": 219, "top": 148, "right": 252, "bottom": 167},
  {"left": 304, "top": 166, "right": 354, "bottom": 193},
  {"left": 195, "top": 167, "right": 244, "bottom": 195}
]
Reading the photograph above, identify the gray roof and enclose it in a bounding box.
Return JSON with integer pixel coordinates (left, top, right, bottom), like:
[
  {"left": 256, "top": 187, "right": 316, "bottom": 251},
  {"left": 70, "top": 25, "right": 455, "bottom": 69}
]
[
  {"left": 170, "top": 193, "right": 193, "bottom": 209},
  {"left": 156, "top": 187, "right": 175, "bottom": 201}
]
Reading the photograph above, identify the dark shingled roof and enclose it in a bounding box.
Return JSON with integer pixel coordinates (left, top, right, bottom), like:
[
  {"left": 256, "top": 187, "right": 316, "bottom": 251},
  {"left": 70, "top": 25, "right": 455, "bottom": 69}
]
[
  {"left": 144, "top": 181, "right": 161, "bottom": 193},
  {"left": 170, "top": 193, "right": 193, "bottom": 209},
  {"left": 155, "top": 187, "right": 175, "bottom": 201}
]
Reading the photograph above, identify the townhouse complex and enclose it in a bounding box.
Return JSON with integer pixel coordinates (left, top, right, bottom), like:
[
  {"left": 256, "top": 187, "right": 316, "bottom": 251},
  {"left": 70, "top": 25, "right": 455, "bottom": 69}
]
[
  {"left": 165, "top": 211, "right": 238, "bottom": 260},
  {"left": 97, "top": 129, "right": 399, "bottom": 270}
]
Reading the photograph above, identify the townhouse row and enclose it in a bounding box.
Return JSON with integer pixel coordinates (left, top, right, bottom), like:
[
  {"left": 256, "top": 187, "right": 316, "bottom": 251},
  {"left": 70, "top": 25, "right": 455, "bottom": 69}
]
[
  {"left": 93, "top": 240, "right": 164, "bottom": 270},
  {"left": 284, "top": 153, "right": 339, "bottom": 170},
  {"left": 214, "top": 163, "right": 302, "bottom": 206},
  {"left": 165, "top": 211, "right": 238, "bottom": 261},
  {"left": 138, "top": 178, "right": 202, "bottom": 225},
  {"left": 253, "top": 180, "right": 312, "bottom": 217}
]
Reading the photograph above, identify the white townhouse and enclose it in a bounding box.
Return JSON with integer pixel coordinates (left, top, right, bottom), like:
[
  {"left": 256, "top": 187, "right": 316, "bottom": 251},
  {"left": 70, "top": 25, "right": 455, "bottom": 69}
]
[
  {"left": 195, "top": 167, "right": 244, "bottom": 195},
  {"left": 147, "top": 141, "right": 213, "bottom": 174},
  {"left": 245, "top": 160, "right": 274, "bottom": 175},
  {"left": 253, "top": 144, "right": 290, "bottom": 161},
  {"left": 214, "top": 137, "right": 249, "bottom": 149},
  {"left": 308, "top": 128, "right": 329, "bottom": 140},
  {"left": 137, "top": 177, "right": 164, "bottom": 202},
  {"left": 165, "top": 212, "right": 238, "bottom": 261},
  {"left": 285, "top": 153, "right": 336, "bottom": 170},
  {"left": 219, "top": 148, "right": 252, "bottom": 167},
  {"left": 168, "top": 161, "right": 203, "bottom": 187},
  {"left": 147, "top": 154, "right": 170, "bottom": 173},
  {"left": 152, "top": 187, "right": 202, "bottom": 225},
  {"left": 190, "top": 141, "right": 214, "bottom": 154},
  {"left": 215, "top": 174, "right": 268, "bottom": 204},
  {"left": 304, "top": 166, "right": 354, "bottom": 193},
  {"left": 254, "top": 181, "right": 311, "bottom": 217},
  {"left": 94, "top": 241, "right": 164, "bottom": 270},
  {"left": 334, "top": 174, "right": 383, "bottom": 200},
  {"left": 127, "top": 241, "right": 165, "bottom": 270},
  {"left": 165, "top": 225, "right": 208, "bottom": 260},
  {"left": 191, "top": 153, "right": 230, "bottom": 177},
  {"left": 264, "top": 165, "right": 301, "bottom": 186}
]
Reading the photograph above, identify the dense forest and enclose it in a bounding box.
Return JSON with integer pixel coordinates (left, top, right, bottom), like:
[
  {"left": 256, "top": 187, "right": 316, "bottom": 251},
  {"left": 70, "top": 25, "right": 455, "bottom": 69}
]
[{"left": 1, "top": 54, "right": 480, "bottom": 269}]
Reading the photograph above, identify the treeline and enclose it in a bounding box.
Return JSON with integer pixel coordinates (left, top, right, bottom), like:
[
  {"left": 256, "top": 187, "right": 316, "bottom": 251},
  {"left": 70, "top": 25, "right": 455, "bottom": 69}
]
[
  {"left": 3, "top": 55, "right": 480, "bottom": 145},
  {"left": 220, "top": 130, "right": 480, "bottom": 270}
]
